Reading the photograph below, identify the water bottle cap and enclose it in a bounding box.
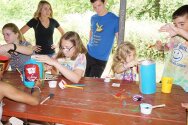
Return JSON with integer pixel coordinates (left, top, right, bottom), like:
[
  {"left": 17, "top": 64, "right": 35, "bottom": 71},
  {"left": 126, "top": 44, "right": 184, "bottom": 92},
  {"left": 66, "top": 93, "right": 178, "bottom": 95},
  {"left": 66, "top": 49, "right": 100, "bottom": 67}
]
[{"left": 140, "top": 60, "right": 155, "bottom": 65}]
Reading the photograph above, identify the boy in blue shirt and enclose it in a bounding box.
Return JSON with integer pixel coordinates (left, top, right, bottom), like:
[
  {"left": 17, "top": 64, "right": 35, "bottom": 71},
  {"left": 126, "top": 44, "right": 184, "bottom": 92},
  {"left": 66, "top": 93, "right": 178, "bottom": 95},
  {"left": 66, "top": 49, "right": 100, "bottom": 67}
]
[{"left": 85, "top": 0, "right": 119, "bottom": 77}]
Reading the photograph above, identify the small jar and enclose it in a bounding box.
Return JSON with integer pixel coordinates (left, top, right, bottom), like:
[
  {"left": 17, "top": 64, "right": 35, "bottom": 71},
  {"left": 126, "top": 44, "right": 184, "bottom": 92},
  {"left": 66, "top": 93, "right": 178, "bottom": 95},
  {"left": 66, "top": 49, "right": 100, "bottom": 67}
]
[{"left": 104, "top": 77, "right": 111, "bottom": 82}]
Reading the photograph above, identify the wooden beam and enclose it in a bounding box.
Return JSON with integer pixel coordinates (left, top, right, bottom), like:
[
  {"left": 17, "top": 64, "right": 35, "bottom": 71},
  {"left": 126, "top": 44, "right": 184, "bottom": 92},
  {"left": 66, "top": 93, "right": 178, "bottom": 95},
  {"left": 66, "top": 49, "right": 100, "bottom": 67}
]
[{"left": 118, "top": 0, "right": 127, "bottom": 45}]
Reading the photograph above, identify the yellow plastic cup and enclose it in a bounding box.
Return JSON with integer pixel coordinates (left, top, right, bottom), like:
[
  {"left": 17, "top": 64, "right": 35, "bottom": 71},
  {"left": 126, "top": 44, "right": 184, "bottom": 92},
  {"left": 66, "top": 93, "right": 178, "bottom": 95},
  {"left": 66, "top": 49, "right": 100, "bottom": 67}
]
[{"left": 161, "top": 77, "right": 173, "bottom": 93}]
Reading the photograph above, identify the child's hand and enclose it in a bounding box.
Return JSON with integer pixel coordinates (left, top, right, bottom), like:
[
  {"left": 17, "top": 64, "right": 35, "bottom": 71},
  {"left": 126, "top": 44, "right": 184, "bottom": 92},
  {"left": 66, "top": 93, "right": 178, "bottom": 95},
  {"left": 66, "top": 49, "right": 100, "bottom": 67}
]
[
  {"left": 32, "top": 55, "right": 57, "bottom": 66},
  {"left": 128, "top": 60, "right": 138, "bottom": 68},
  {"left": 51, "top": 44, "right": 57, "bottom": 49},
  {"left": 44, "top": 64, "right": 53, "bottom": 72},
  {"left": 155, "top": 40, "right": 163, "bottom": 51},
  {"left": 159, "top": 24, "right": 177, "bottom": 38},
  {"left": 32, "top": 45, "right": 42, "bottom": 52},
  {"left": 35, "top": 79, "right": 42, "bottom": 88}
]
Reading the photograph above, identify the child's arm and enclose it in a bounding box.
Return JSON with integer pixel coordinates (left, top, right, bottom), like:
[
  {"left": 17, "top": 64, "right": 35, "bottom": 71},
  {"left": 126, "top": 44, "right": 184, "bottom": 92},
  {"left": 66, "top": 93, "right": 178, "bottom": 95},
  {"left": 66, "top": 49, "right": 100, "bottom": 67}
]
[
  {"left": 0, "top": 80, "right": 42, "bottom": 105},
  {"left": 154, "top": 40, "right": 171, "bottom": 52},
  {"left": 124, "top": 60, "right": 138, "bottom": 69},
  {"left": 113, "top": 63, "right": 125, "bottom": 74},
  {"left": 32, "top": 55, "right": 84, "bottom": 83},
  {"left": 114, "top": 60, "right": 138, "bottom": 74},
  {"left": 160, "top": 24, "right": 188, "bottom": 41},
  {"left": 0, "top": 44, "right": 33, "bottom": 55}
]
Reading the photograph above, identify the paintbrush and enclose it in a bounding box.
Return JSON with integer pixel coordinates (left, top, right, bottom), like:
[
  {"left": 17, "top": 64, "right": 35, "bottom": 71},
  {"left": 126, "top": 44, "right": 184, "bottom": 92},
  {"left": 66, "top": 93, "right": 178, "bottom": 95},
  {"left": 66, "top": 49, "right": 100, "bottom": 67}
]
[
  {"left": 16, "top": 68, "right": 23, "bottom": 80},
  {"left": 16, "top": 68, "right": 22, "bottom": 75},
  {"left": 71, "top": 84, "right": 86, "bottom": 87},
  {"left": 148, "top": 44, "right": 155, "bottom": 49},
  {"left": 64, "top": 84, "right": 83, "bottom": 89},
  {"left": 115, "top": 89, "right": 125, "bottom": 97},
  {"left": 40, "top": 93, "right": 54, "bottom": 104},
  {"left": 39, "top": 78, "right": 57, "bottom": 81}
]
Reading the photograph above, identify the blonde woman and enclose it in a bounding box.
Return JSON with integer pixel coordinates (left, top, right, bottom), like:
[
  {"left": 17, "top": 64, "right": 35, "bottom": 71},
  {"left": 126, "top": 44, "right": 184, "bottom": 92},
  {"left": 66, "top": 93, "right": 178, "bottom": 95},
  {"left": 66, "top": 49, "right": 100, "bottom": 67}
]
[
  {"left": 112, "top": 42, "right": 138, "bottom": 81},
  {"left": 20, "top": 0, "right": 64, "bottom": 57}
]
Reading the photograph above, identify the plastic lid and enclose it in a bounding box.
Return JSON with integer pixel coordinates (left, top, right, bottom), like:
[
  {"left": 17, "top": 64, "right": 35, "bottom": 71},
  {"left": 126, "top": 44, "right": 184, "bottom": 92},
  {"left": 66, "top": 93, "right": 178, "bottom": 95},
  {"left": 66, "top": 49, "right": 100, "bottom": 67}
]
[{"left": 140, "top": 60, "right": 155, "bottom": 65}]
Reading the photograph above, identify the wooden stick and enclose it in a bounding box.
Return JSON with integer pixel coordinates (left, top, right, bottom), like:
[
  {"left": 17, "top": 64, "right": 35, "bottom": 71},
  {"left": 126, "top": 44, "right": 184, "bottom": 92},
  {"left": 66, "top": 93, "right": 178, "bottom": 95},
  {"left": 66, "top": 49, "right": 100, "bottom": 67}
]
[
  {"left": 40, "top": 96, "right": 50, "bottom": 104},
  {"left": 16, "top": 68, "right": 22, "bottom": 75},
  {"left": 186, "top": 109, "right": 188, "bottom": 125},
  {"left": 152, "top": 104, "right": 166, "bottom": 109},
  {"left": 148, "top": 44, "right": 155, "bottom": 49},
  {"left": 16, "top": 68, "right": 23, "bottom": 80},
  {"left": 40, "top": 93, "right": 54, "bottom": 104},
  {"left": 39, "top": 78, "right": 57, "bottom": 81}
]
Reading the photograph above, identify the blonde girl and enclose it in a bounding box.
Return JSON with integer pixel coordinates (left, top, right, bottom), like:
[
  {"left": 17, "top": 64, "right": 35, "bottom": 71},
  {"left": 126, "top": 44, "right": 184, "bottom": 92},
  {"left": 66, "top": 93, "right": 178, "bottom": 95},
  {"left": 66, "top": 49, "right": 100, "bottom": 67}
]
[
  {"left": 32, "top": 31, "right": 87, "bottom": 83},
  {"left": 112, "top": 41, "right": 138, "bottom": 81}
]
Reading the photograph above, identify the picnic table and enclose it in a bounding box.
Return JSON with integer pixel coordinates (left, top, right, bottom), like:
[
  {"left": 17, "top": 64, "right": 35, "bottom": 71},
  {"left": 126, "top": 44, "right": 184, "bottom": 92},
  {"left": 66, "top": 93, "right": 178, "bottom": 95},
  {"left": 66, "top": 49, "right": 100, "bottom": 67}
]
[{"left": 2, "top": 71, "right": 187, "bottom": 125}]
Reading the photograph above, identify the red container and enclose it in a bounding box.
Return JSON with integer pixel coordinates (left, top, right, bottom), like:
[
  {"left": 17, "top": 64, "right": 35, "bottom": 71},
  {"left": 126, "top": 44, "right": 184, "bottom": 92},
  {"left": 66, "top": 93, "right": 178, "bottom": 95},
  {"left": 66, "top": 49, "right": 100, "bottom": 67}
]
[{"left": 0, "top": 55, "right": 10, "bottom": 71}]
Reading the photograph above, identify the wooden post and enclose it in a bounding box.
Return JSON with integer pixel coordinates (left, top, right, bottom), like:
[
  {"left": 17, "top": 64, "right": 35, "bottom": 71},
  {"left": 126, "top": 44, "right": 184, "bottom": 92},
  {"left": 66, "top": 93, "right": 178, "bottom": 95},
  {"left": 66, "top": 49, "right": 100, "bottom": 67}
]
[
  {"left": 118, "top": 0, "right": 127, "bottom": 45},
  {"left": 186, "top": 109, "right": 188, "bottom": 125}
]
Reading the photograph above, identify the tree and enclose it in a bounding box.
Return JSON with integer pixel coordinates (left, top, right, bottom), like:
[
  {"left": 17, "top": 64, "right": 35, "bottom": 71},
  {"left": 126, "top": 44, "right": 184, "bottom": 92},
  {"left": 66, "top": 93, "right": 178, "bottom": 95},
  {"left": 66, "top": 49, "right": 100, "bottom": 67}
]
[{"left": 126, "top": 0, "right": 187, "bottom": 22}]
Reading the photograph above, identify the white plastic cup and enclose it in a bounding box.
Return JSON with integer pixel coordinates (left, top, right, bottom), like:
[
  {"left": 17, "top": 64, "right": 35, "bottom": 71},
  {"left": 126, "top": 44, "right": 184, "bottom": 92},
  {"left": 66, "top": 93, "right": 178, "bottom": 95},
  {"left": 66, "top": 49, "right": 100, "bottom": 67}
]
[
  {"left": 140, "top": 103, "right": 152, "bottom": 115},
  {"left": 48, "top": 81, "right": 57, "bottom": 88},
  {"left": 104, "top": 77, "right": 111, "bottom": 82}
]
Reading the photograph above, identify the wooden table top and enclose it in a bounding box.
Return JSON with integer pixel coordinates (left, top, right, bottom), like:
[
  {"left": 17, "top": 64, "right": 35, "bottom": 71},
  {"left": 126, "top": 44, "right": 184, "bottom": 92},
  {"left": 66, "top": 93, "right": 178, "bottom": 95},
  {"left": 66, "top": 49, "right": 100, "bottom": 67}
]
[{"left": 2, "top": 71, "right": 187, "bottom": 125}]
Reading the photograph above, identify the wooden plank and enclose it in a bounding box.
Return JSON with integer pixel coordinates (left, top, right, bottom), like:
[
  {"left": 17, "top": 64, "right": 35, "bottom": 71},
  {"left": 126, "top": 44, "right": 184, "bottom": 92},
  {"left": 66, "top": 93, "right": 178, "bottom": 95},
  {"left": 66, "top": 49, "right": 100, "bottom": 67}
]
[{"left": 118, "top": 0, "right": 127, "bottom": 45}]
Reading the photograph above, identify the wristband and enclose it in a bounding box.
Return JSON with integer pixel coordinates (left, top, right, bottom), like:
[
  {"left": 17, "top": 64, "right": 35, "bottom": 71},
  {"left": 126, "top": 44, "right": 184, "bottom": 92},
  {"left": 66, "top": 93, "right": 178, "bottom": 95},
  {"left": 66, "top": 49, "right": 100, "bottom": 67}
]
[
  {"left": 8, "top": 43, "right": 17, "bottom": 53},
  {"left": 31, "top": 86, "right": 41, "bottom": 94},
  {"left": 12, "top": 43, "right": 17, "bottom": 51}
]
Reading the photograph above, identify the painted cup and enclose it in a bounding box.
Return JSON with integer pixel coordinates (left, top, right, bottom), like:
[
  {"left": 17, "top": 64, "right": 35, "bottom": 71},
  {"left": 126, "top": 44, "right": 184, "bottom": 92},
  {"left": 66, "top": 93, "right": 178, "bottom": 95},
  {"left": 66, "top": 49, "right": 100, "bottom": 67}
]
[
  {"left": 48, "top": 81, "right": 57, "bottom": 88},
  {"left": 161, "top": 77, "right": 173, "bottom": 93},
  {"left": 140, "top": 103, "right": 152, "bottom": 115},
  {"left": 0, "top": 55, "right": 9, "bottom": 71}
]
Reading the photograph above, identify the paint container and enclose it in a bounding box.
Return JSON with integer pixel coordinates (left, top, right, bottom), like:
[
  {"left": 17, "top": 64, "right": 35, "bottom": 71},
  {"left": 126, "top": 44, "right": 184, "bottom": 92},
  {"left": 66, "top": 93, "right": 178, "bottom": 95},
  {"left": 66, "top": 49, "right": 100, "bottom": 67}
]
[
  {"left": 140, "top": 103, "right": 152, "bottom": 115},
  {"left": 0, "top": 56, "right": 9, "bottom": 80},
  {"left": 133, "top": 94, "right": 143, "bottom": 101},
  {"left": 104, "top": 77, "right": 111, "bottom": 82},
  {"left": 0, "top": 55, "right": 9, "bottom": 72},
  {"left": 139, "top": 60, "right": 156, "bottom": 94},
  {"left": 161, "top": 77, "right": 173, "bottom": 93},
  {"left": 23, "top": 58, "right": 44, "bottom": 88},
  {"left": 48, "top": 81, "right": 57, "bottom": 88},
  {"left": 140, "top": 103, "right": 166, "bottom": 115}
]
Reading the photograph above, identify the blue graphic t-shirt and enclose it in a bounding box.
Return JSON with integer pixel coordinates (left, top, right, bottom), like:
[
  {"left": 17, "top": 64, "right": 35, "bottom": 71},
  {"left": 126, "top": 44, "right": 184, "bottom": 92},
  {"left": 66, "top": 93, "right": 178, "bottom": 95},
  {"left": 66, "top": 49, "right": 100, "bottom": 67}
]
[
  {"left": 87, "top": 12, "right": 119, "bottom": 61},
  {"left": 162, "top": 36, "right": 188, "bottom": 92}
]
